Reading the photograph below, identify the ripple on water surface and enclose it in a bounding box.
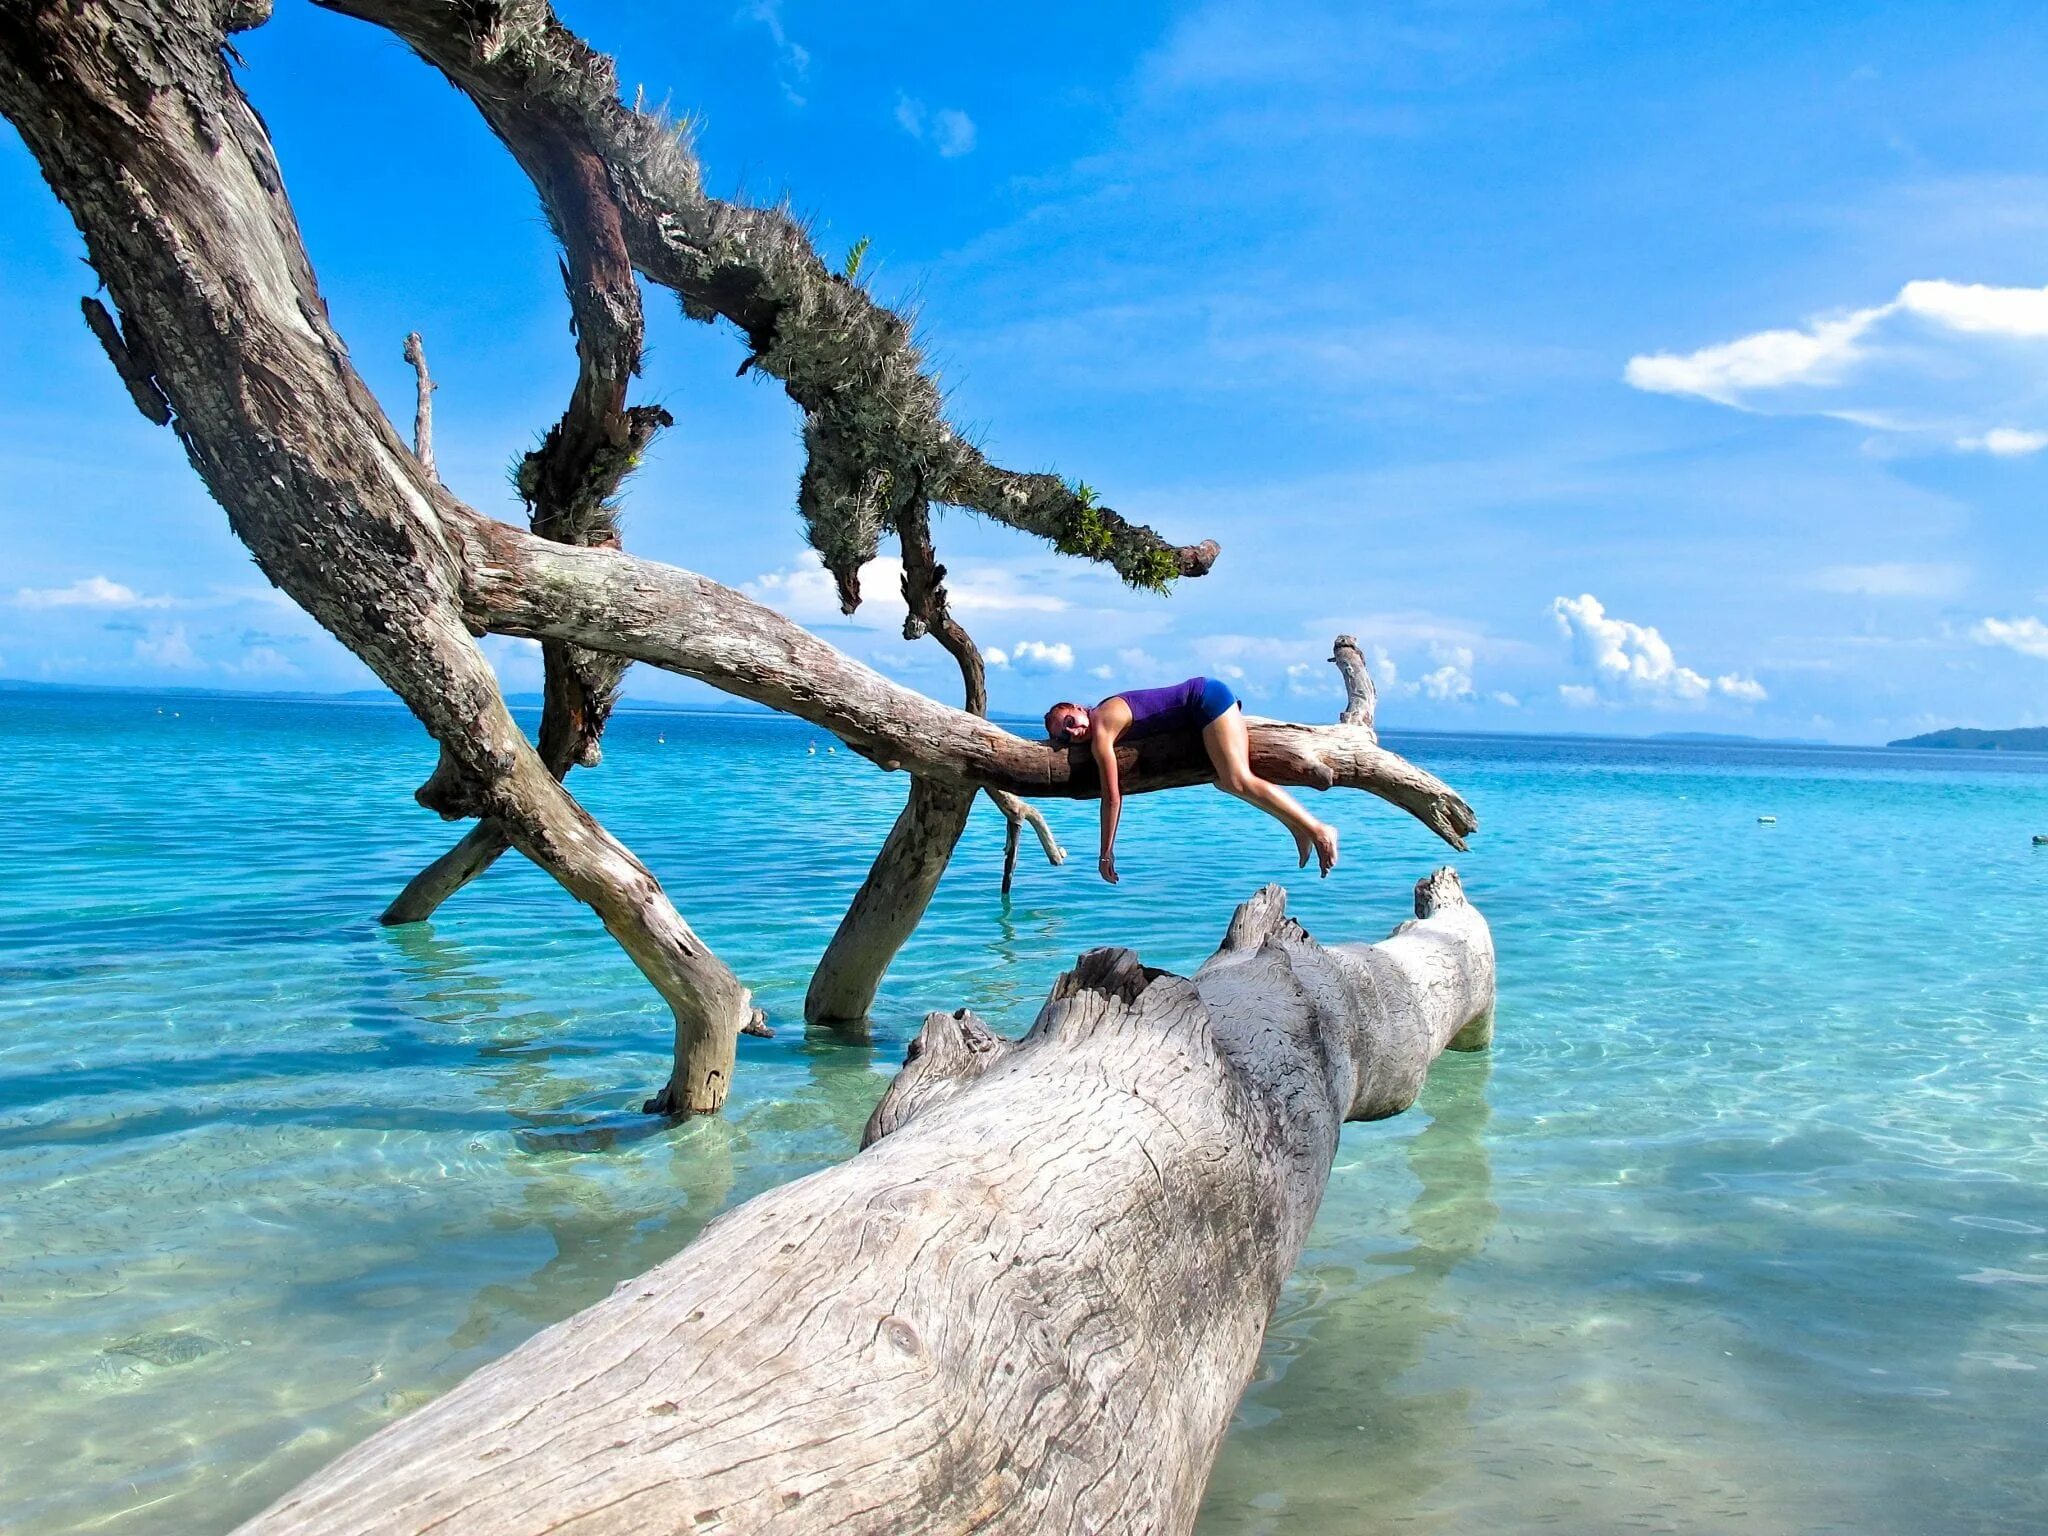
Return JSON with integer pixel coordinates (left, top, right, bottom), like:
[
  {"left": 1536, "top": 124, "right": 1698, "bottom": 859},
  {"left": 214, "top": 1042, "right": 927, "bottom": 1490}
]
[{"left": 3, "top": 695, "right": 2047, "bottom": 1534}]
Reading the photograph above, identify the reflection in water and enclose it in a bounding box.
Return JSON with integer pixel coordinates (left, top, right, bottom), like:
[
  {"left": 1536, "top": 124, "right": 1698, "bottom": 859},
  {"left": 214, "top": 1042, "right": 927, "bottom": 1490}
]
[{"left": 1199, "top": 1053, "right": 1497, "bottom": 1534}]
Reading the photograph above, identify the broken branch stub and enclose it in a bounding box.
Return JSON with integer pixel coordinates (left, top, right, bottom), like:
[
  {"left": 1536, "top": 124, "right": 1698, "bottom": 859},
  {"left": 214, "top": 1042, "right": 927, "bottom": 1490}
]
[{"left": 235, "top": 872, "right": 1495, "bottom": 1536}]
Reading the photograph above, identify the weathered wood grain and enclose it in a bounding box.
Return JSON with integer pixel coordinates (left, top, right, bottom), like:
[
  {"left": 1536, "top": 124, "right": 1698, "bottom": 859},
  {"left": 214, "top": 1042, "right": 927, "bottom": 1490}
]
[{"left": 236, "top": 871, "right": 1495, "bottom": 1536}]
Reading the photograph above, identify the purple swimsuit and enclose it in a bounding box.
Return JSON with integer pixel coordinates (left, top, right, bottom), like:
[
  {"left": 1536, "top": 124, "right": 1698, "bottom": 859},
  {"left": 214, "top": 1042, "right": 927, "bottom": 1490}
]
[{"left": 1112, "top": 676, "right": 1237, "bottom": 740}]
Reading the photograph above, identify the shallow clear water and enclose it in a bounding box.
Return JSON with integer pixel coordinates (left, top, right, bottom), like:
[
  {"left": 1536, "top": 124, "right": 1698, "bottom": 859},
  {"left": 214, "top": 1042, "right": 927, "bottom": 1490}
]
[{"left": 3, "top": 690, "right": 2046, "bottom": 1534}]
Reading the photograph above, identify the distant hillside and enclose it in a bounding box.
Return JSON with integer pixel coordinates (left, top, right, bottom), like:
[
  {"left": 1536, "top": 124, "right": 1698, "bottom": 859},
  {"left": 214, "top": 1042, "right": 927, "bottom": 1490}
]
[
  {"left": 1649, "top": 731, "right": 1830, "bottom": 747},
  {"left": 1888, "top": 726, "right": 2048, "bottom": 752}
]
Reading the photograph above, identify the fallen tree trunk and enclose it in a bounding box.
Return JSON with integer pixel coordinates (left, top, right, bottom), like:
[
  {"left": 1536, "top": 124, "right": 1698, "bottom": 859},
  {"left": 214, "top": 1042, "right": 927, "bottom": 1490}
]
[{"left": 237, "top": 869, "right": 1495, "bottom": 1536}]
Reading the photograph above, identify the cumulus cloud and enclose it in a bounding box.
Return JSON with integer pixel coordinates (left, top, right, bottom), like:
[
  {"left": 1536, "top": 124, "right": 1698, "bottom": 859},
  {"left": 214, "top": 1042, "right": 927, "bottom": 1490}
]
[
  {"left": 1551, "top": 593, "right": 1765, "bottom": 706},
  {"left": 1416, "top": 644, "right": 1475, "bottom": 701},
  {"left": 895, "top": 95, "right": 976, "bottom": 157},
  {"left": 1359, "top": 640, "right": 1478, "bottom": 704},
  {"left": 1558, "top": 683, "right": 1599, "bottom": 708},
  {"left": 982, "top": 646, "right": 1009, "bottom": 668},
  {"left": 15, "top": 575, "right": 171, "bottom": 609},
  {"left": 1625, "top": 278, "right": 2048, "bottom": 453},
  {"left": 1972, "top": 615, "right": 2048, "bottom": 659},
  {"left": 1009, "top": 639, "right": 1074, "bottom": 674},
  {"left": 133, "top": 624, "right": 200, "bottom": 670}
]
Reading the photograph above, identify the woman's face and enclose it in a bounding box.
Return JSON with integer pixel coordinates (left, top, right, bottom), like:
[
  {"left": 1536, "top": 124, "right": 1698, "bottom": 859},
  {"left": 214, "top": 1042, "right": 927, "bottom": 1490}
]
[{"left": 1046, "top": 704, "right": 1091, "bottom": 743}]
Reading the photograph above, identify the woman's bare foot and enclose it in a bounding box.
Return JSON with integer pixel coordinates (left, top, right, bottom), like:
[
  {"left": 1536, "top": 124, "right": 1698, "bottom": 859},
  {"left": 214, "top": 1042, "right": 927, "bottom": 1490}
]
[
  {"left": 1311, "top": 822, "right": 1340, "bottom": 878},
  {"left": 1291, "top": 828, "right": 1315, "bottom": 869}
]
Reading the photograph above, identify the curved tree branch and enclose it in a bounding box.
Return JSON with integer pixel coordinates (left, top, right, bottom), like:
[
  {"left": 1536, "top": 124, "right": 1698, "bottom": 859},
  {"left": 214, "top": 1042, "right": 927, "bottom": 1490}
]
[
  {"left": 314, "top": 0, "right": 1220, "bottom": 607},
  {"left": 464, "top": 528, "right": 1478, "bottom": 848}
]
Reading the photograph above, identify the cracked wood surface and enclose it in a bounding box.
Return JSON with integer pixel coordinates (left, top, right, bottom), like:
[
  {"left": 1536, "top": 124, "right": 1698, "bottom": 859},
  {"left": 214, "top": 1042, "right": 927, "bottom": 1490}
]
[{"left": 236, "top": 871, "right": 1494, "bottom": 1536}]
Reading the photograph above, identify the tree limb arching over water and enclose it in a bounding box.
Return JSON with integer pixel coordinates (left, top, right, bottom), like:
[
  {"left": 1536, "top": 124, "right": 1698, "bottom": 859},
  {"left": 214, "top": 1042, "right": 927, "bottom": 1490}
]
[{"left": 0, "top": 0, "right": 1475, "bottom": 1113}]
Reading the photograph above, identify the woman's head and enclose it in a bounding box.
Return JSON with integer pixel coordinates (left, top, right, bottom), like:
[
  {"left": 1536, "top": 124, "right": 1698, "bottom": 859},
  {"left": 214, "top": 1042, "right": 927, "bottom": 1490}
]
[{"left": 1044, "top": 701, "right": 1090, "bottom": 744}]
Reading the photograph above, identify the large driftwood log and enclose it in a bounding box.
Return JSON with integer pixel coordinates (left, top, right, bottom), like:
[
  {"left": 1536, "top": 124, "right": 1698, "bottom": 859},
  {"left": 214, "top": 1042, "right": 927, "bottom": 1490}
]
[{"left": 236, "top": 871, "right": 1495, "bottom": 1536}]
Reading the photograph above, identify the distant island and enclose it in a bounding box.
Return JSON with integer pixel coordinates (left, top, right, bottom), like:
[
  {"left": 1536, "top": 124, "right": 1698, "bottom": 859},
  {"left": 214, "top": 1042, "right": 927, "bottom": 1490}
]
[
  {"left": 1649, "top": 731, "right": 1830, "bottom": 747},
  {"left": 1889, "top": 726, "right": 2048, "bottom": 752}
]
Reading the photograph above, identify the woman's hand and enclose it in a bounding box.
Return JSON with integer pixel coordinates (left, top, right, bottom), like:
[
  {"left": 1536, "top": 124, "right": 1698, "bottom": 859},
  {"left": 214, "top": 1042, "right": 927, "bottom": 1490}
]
[{"left": 1098, "top": 853, "right": 1119, "bottom": 884}]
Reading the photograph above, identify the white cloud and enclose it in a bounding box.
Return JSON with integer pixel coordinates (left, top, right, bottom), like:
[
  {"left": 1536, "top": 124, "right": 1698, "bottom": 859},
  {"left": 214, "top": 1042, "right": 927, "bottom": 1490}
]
[
  {"left": 982, "top": 645, "right": 1009, "bottom": 668},
  {"left": 1010, "top": 639, "right": 1074, "bottom": 674},
  {"left": 1972, "top": 616, "right": 2048, "bottom": 659},
  {"left": 895, "top": 95, "right": 976, "bottom": 157},
  {"left": 1089, "top": 664, "right": 1113, "bottom": 680},
  {"left": 1490, "top": 690, "right": 1520, "bottom": 707},
  {"left": 1626, "top": 310, "right": 1877, "bottom": 404},
  {"left": 1115, "top": 647, "right": 1163, "bottom": 674},
  {"left": 1812, "top": 562, "right": 1968, "bottom": 599},
  {"left": 1956, "top": 427, "right": 2048, "bottom": 456},
  {"left": 224, "top": 645, "right": 298, "bottom": 678},
  {"left": 1625, "top": 278, "right": 2048, "bottom": 453},
  {"left": 133, "top": 624, "right": 200, "bottom": 670},
  {"left": 1551, "top": 593, "right": 1765, "bottom": 705},
  {"left": 1558, "top": 684, "right": 1599, "bottom": 708},
  {"left": 738, "top": 0, "right": 810, "bottom": 106},
  {"left": 743, "top": 551, "right": 1069, "bottom": 632},
  {"left": 15, "top": 575, "right": 172, "bottom": 609},
  {"left": 1417, "top": 644, "right": 1475, "bottom": 701}
]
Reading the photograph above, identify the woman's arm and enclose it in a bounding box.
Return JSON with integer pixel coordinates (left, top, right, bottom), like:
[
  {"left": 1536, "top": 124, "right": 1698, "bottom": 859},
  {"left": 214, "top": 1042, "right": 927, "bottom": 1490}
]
[{"left": 1091, "top": 727, "right": 1123, "bottom": 884}]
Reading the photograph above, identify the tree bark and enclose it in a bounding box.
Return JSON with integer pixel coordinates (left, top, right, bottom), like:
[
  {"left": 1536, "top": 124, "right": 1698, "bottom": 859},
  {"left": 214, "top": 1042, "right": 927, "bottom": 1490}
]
[
  {"left": 402, "top": 331, "right": 437, "bottom": 482},
  {"left": 313, "top": 0, "right": 1219, "bottom": 607},
  {"left": 382, "top": 148, "right": 671, "bottom": 926},
  {"left": 469, "top": 531, "right": 1478, "bottom": 846},
  {"left": 0, "top": 0, "right": 750, "bottom": 1115},
  {"left": 234, "top": 869, "right": 1495, "bottom": 1536},
  {"left": 0, "top": 0, "right": 1468, "bottom": 1120},
  {"left": 805, "top": 500, "right": 988, "bottom": 1031},
  {"left": 803, "top": 777, "right": 981, "bottom": 1033}
]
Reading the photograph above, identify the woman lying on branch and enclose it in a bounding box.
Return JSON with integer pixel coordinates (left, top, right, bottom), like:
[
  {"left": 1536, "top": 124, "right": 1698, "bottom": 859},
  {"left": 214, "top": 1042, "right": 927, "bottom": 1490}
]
[{"left": 1045, "top": 677, "right": 1342, "bottom": 883}]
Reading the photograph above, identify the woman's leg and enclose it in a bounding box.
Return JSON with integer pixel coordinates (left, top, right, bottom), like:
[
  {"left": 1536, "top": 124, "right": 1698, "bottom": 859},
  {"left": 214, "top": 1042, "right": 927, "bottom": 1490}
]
[{"left": 1201, "top": 706, "right": 1340, "bottom": 875}]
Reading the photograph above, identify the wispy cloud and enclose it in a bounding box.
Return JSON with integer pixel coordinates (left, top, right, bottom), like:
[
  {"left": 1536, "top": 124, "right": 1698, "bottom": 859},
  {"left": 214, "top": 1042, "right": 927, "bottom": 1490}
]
[
  {"left": 737, "top": 0, "right": 810, "bottom": 106},
  {"left": 1552, "top": 593, "right": 1765, "bottom": 705},
  {"left": 15, "top": 575, "right": 171, "bottom": 610},
  {"left": 1626, "top": 279, "right": 2048, "bottom": 454},
  {"left": 1811, "top": 562, "right": 1968, "bottom": 599},
  {"left": 895, "top": 94, "right": 976, "bottom": 157}
]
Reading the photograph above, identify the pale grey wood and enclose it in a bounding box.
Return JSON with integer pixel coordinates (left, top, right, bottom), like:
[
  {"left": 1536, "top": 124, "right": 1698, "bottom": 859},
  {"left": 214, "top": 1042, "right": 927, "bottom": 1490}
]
[
  {"left": 0, "top": 0, "right": 751, "bottom": 1115},
  {"left": 402, "top": 331, "right": 437, "bottom": 482},
  {"left": 0, "top": 0, "right": 1473, "bottom": 1122},
  {"left": 1332, "top": 632, "right": 1379, "bottom": 732},
  {"left": 236, "top": 872, "right": 1494, "bottom": 1536},
  {"left": 469, "top": 533, "right": 1479, "bottom": 847},
  {"left": 315, "top": 0, "right": 1220, "bottom": 605}
]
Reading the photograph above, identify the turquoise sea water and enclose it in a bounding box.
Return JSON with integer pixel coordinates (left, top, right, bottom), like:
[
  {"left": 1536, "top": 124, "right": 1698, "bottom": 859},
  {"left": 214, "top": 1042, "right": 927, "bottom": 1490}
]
[{"left": 3, "top": 689, "right": 2047, "bottom": 1534}]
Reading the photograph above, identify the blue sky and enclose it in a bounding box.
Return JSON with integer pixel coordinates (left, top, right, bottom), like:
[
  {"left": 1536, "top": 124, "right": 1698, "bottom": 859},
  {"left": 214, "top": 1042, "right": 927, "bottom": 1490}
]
[{"left": 4, "top": 0, "right": 2047, "bottom": 741}]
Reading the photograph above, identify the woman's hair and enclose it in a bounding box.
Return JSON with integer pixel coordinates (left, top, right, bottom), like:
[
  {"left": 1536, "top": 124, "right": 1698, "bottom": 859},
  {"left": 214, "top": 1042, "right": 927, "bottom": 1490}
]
[{"left": 1043, "top": 702, "right": 1084, "bottom": 739}]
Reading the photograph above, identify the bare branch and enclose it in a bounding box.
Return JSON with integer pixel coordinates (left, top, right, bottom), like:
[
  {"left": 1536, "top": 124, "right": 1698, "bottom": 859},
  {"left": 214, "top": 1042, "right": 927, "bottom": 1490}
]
[
  {"left": 314, "top": 0, "right": 1220, "bottom": 605},
  {"left": 1332, "top": 632, "right": 1378, "bottom": 732},
  {"left": 464, "top": 530, "right": 1477, "bottom": 847},
  {"left": 402, "top": 330, "right": 437, "bottom": 481}
]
